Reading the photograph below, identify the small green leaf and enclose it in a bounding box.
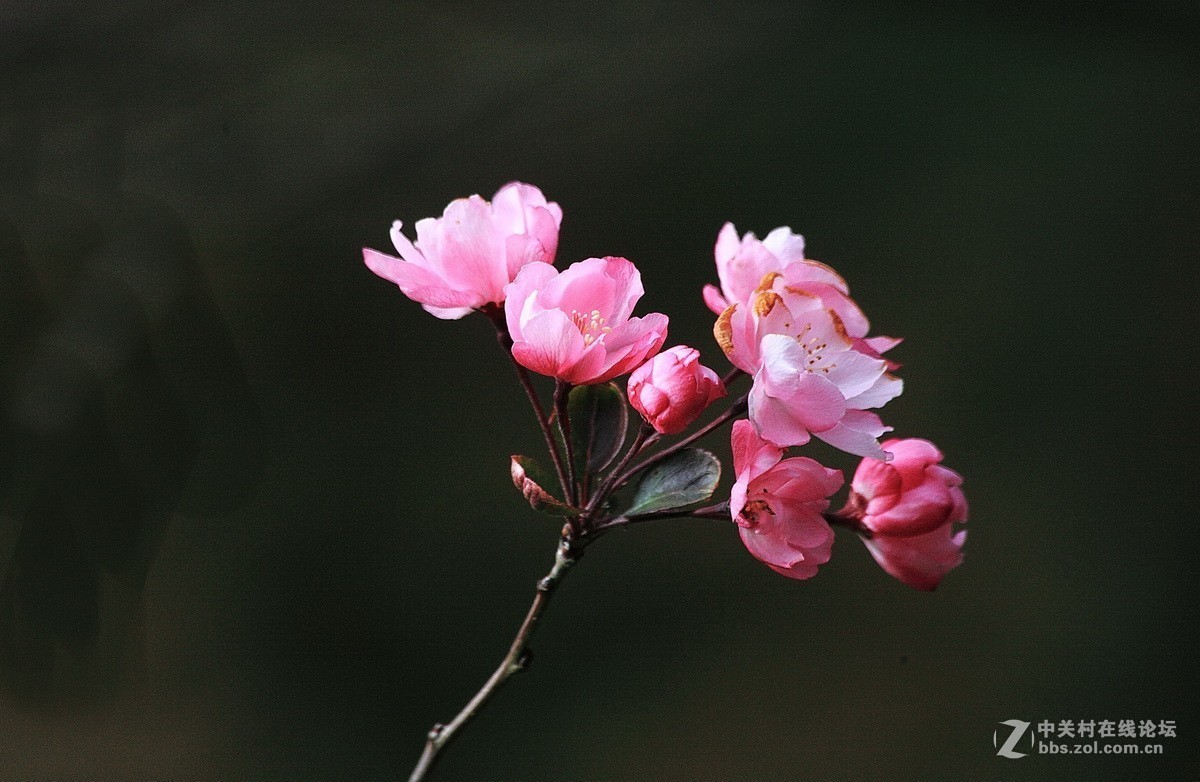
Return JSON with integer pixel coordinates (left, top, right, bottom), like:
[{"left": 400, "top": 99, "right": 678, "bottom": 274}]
[
  {"left": 510, "top": 455, "right": 582, "bottom": 517},
  {"left": 626, "top": 448, "right": 722, "bottom": 515},
  {"left": 568, "top": 382, "right": 628, "bottom": 475}
]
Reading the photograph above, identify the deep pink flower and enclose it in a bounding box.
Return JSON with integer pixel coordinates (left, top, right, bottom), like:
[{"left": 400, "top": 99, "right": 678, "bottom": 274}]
[
  {"left": 849, "top": 438, "right": 968, "bottom": 591},
  {"left": 715, "top": 274, "right": 902, "bottom": 458},
  {"left": 627, "top": 346, "right": 726, "bottom": 434},
  {"left": 504, "top": 257, "right": 668, "bottom": 384},
  {"left": 730, "top": 420, "right": 843, "bottom": 580},
  {"left": 363, "top": 182, "right": 562, "bottom": 319}
]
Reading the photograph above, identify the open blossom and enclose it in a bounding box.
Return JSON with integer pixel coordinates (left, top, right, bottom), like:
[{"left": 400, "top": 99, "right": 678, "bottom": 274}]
[
  {"left": 730, "top": 420, "right": 843, "bottom": 580},
  {"left": 504, "top": 257, "right": 668, "bottom": 384},
  {"left": 849, "top": 438, "right": 968, "bottom": 591},
  {"left": 627, "top": 346, "right": 725, "bottom": 434},
  {"left": 704, "top": 223, "right": 901, "bottom": 368},
  {"left": 363, "top": 182, "right": 562, "bottom": 319},
  {"left": 702, "top": 223, "right": 868, "bottom": 333},
  {"left": 703, "top": 223, "right": 807, "bottom": 314},
  {"left": 715, "top": 273, "right": 902, "bottom": 459}
]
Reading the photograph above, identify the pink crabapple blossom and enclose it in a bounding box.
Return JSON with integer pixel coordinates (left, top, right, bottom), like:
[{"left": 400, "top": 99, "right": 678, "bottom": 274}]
[
  {"left": 847, "top": 438, "right": 968, "bottom": 591},
  {"left": 627, "top": 346, "right": 726, "bottom": 434},
  {"left": 504, "top": 256, "right": 668, "bottom": 385},
  {"left": 730, "top": 420, "right": 843, "bottom": 580},
  {"left": 703, "top": 222, "right": 807, "bottom": 315},
  {"left": 704, "top": 222, "right": 902, "bottom": 367},
  {"left": 715, "top": 273, "right": 903, "bottom": 459},
  {"left": 363, "top": 182, "right": 562, "bottom": 319}
]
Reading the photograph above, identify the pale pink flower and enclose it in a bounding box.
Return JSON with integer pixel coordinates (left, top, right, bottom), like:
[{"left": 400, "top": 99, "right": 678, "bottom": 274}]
[
  {"left": 715, "top": 274, "right": 902, "bottom": 459},
  {"left": 363, "top": 182, "right": 562, "bottom": 319},
  {"left": 504, "top": 257, "right": 668, "bottom": 384},
  {"left": 849, "top": 438, "right": 968, "bottom": 591},
  {"left": 627, "top": 346, "right": 726, "bottom": 434},
  {"left": 703, "top": 223, "right": 869, "bottom": 331},
  {"left": 704, "top": 223, "right": 901, "bottom": 368},
  {"left": 730, "top": 420, "right": 843, "bottom": 580},
  {"left": 703, "top": 223, "right": 808, "bottom": 315}
]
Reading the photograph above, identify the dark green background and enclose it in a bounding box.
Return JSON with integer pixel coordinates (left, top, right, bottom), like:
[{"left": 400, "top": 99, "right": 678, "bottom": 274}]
[{"left": 2, "top": 3, "right": 1197, "bottom": 780}]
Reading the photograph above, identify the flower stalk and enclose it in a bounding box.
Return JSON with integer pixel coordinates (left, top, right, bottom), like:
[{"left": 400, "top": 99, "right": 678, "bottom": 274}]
[
  {"left": 483, "top": 304, "right": 571, "bottom": 500},
  {"left": 408, "top": 536, "right": 580, "bottom": 782}
]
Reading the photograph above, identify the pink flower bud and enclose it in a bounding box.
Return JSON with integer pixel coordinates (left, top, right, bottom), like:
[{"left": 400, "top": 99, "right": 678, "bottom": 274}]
[
  {"left": 627, "top": 346, "right": 726, "bottom": 434},
  {"left": 849, "top": 438, "right": 968, "bottom": 590}
]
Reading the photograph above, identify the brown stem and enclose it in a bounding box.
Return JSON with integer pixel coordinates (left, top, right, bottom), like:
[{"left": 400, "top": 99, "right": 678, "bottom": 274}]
[
  {"left": 408, "top": 538, "right": 579, "bottom": 782},
  {"left": 554, "top": 380, "right": 578, "bottom": 506},
  {"left": 721, "top": 366, "right": 746, "bottom": 387},
  {"left": 482, "top": 305, "right": 571, "bottom": 500},
  {"left": 606, "top": 395, "right": 748, "bottom": 497},
  {"left": 823, "top": 511, "right": 873, "bottom": 539},
  {"left": 585, "top": 423, "right": 658, "bottom": 515},
  {"left": 587, "top": 499, "right": 731, "bottom": 537}
]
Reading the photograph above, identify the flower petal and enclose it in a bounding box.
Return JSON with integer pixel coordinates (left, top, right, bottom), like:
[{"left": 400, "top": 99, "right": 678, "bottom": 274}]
[
  {"left": 863, "top": 523, "right": 966, "bottom": 591},
  {"left": 417, "top": 196, "right": 508, "bottom": 300},
  {"left": 703, "top": 284, "right": 729, "bottom": 316},
  {"left": 767, "top": 457, "right": 844, "bottom": 504},
  {"left": 758, "top": 335, "right": 847, "bottom": 432},
  {"left": 363, "top": 248, "right": 483, "bottom": 311},
  {"left": 813, "top": 409, "right": 893, "bottom": 459},
  {"left": 821, "top": 348, "right": 889, "bottom": 402},
  {"left": 761, "top": 226, "right": 806, "bottom": 265},
  {"left": 504, "top": 261, "right": 559, "bottom": 338},
  {"left": 510, "top": 309, "right": 586, "bottom": 379},
  {"left": 739, "top": 521, "right": 806, "bottom": 570},
  {"left": 844, "top": 372, "right": 903, "bottom": 411},
  {"left": 547, "top": 256, "right": 643, "bottom": 326},
  {"left": 731, "top": 418, "right": 782, "bottom": 481}
]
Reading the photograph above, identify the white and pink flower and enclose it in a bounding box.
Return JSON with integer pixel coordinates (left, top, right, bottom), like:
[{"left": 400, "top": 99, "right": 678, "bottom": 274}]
[
  {"left": 704, "top": 222, "right": 874, "bottom": 334},
  {"left": 505, "top": 257, "right": 668, "bottom": 385},
  {"left": 364, "top": 182, "right": 562, "bottom": 319},
  {"left": 715, "top": 273, "right": 902, "bottom": 459}
]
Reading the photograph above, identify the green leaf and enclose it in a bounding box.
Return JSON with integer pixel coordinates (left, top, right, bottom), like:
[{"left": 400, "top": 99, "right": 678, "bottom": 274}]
[
  {"left": 626, "top": 448, "right": 722, "bottom": 516},
  {"left": 567, "top": 382, "right": 628, "bottom": 475},
  {"left": 510, "top": 455, "right": 582, "bottom": 517}
]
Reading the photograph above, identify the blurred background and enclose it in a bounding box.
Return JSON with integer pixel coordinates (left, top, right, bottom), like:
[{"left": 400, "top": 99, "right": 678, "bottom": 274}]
[{"left": 2, "top": 2, "right": 1197, "bottom": 779}]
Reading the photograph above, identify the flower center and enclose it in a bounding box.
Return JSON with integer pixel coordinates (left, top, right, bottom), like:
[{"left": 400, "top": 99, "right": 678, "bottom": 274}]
[
  {"left": 739, "top": 498, "right": 774, "bottom": 525},
  {"left": 571, "top": 309, "right": 612, "bottom": 346},
  {"left": 794, "top": 323, "right": 836, "bottom": 374}
]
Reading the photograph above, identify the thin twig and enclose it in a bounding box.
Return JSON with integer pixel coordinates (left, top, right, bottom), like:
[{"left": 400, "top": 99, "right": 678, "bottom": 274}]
[
  {"left": 554, "top": 380, "right": 578, "bottom": 506},
  {"left": 721, "top": 366, "right": 746, "bottom": 387},
  {"left": 585, "top": 423, "right": 657, "bottom": 515},
  {"left": 823, "top": 511, "right": 873, "bottom": 539},
  {"left": 482, "top": 305, "right": 571, "bottom": 500},
  {"left": 408, "top": 538, "right": 579, "bottom": 782},
  {"left": 585, "top": 500, "right": 730, "bottom": 539},
  {"left": 606, "top": 395, "right": 748, "bottom": 497}
]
